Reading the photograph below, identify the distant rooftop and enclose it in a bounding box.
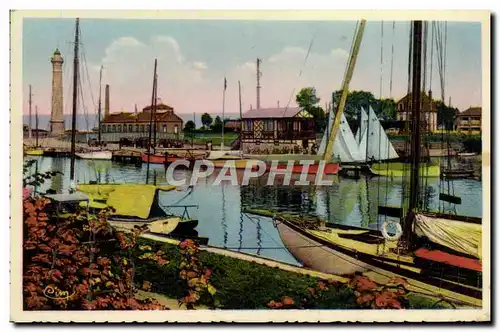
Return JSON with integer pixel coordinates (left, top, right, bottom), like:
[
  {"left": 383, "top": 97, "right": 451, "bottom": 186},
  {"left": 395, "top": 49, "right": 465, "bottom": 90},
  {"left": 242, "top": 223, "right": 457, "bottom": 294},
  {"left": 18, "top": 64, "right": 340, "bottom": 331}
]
[
  {"left": 242, "top": 107, "right": 302, "bottom": 119},
  {"left": 459, "top": 107, "right": 482, "bottom": 117}
]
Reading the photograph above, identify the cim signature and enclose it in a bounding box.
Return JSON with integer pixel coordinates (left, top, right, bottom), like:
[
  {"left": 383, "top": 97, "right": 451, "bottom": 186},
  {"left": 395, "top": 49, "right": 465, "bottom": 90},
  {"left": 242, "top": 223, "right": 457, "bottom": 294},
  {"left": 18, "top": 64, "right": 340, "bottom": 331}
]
[{"left": 43, "top": 285, "right": 75, "bottom": 300}]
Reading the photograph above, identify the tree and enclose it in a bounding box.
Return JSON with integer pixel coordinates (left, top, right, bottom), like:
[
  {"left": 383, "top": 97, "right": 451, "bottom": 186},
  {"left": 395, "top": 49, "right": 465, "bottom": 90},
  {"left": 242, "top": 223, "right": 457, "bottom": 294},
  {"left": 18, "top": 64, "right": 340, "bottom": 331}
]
[
  {"left": 436, "top": 101, "right": 458, "bottom": 131},
  {"left": 184, "top": 120, "right": 196, "bottom": 133},
  {"left": 378, "top": 98, "right": 397, "bottom": 120},
  {"left": 201, "top": 113, "right": 213, "bottom": 128},
  {"left": 332, "top": 90, "right": 380, "bottom": 122},
  {"left": 211, "top": 116, "right": 223, "bottom": 133},
  {"left": 296, "top": 87, "right": 327, "bottom": 132}
]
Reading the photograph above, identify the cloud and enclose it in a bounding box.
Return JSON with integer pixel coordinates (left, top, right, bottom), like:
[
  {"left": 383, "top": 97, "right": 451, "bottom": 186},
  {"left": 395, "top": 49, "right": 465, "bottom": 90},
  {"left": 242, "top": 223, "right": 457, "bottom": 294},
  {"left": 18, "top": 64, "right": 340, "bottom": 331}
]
[{"left": 86, "top": 35, "right": 350, "bottom": 114}]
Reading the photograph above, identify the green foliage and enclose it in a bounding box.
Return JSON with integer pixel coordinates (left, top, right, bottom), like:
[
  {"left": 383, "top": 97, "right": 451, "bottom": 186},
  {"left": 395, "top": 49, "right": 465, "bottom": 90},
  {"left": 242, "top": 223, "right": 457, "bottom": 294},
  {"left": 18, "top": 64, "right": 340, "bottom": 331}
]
[
  {"left": 332, "top": 90, "right": 381, "bottom": 122},
  {"left": 211, "top": 116, "right": 223, "bottom": 133},
  {"left": 183, "top": 120, "right": 196, "bottom": 133},
  {"left": 132, "top": 239, "right": 452, "bottom": 309},
  {"left": 296, "top": 87, "right": 327, "bottom": 132},
  {"left": 436, "top": 101, "right": 459, "bottom": 130},
  {"left": 461, "top": 135, "right": 482, "bottom": 153},
  {"left": 201, "top": 113, "right": 213, "bottom": 128}
]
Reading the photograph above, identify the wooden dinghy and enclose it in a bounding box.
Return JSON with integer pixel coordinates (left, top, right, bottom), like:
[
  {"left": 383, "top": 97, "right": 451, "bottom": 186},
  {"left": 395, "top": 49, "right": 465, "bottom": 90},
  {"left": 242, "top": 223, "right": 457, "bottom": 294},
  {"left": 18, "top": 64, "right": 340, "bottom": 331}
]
[{"left": 76, "top": 183, "right": 199, "bottom": 235}]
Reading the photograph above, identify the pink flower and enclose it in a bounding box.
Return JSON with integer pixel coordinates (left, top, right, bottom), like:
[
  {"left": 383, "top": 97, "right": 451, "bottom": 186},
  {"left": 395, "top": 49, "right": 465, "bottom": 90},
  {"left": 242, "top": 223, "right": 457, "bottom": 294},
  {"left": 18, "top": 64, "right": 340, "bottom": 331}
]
[{"left": 23, "top": 187, "right": 33, "bottom": 200}]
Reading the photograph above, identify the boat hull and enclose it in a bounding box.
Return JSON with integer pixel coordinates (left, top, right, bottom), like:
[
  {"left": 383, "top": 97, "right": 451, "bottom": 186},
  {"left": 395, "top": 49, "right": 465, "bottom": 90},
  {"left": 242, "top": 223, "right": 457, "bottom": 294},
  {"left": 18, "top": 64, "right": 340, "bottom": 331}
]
[
  {"left": 75, "top": 151, "right": 113, "bottom": 160},
  {"left": 211, "top": 159, "right": 257, "bottom": 169},
  {"left": 271, "top": 162, "right": 340, "bottom": 175},
  {"left": 370, "top": 162, "right": 440, "bottom": 177},
  {"left": 25, "top": 149, "right": 44, "bottom": 156},
  {"left": 274, "top": 216, "right": 482, "bottom": 305},
  {"left": 276, "top": 219, "right": 370, "bottom": 275},
  {"left": 140, "top": 152, "right": 197, "bottom": 165}
]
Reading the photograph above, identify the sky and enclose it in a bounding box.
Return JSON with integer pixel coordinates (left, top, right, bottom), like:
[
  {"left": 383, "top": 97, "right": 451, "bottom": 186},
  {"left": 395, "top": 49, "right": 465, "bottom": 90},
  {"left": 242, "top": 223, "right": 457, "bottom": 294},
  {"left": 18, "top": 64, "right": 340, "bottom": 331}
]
[{"left": 22, "top": 18, "right": 482, "bottom": 119}]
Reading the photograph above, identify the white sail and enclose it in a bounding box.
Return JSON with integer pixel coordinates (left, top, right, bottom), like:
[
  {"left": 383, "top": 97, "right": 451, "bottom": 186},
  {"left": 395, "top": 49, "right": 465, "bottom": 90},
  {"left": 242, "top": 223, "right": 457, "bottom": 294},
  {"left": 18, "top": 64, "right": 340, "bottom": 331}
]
[
  {"left": 358, "top": 106, "right": 399, "bottom": 161},
  {"left": 355, "top": 108, "right": 369, "bottom": 145},
  {"left": 318, "top": 111, "right": 363, "bottom": 163}
]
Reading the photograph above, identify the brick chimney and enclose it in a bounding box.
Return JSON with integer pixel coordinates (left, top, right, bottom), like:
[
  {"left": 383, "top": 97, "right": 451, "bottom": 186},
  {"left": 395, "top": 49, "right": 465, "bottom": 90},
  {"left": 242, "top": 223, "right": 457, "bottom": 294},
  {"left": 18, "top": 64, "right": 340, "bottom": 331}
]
[{"left": 105, "top": 85, "right": 110, "bottom": 117}]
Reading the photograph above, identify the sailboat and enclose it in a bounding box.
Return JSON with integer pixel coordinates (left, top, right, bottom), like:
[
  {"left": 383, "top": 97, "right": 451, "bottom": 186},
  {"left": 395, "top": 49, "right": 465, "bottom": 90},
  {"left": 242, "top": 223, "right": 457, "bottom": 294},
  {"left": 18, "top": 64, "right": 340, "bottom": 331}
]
[
  {"left": 139, "top": 67, "right": 197, "bottom": 166},
  {"left": 209, "top": 80, "right": 261, "bottom": 170},
  {"left": 356, "top": 106, "right": 440, "bottom": 177},
  {"left": 25, "top": 85, "right": 44, "bottom": 156},
  {"left": 75, "top": 66, "right": 112, "bottom": 160},
  {"left": 268, "top": 20, "right": 483, "bottom": 307},
  {"left": 25, "top": 105, "right": 44, "bottom": 156}
]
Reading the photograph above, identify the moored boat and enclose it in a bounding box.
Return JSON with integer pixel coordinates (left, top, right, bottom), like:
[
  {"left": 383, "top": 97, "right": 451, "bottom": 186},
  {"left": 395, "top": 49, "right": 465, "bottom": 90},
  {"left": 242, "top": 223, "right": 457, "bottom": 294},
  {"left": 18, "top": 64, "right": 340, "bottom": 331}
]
[
  {"left": 76, "top": 150, "right": 113, "bottom": 160},
  {"left": 25, "top": 148, "right": 44, "bottom": 156},
  {"left": 269, "top": 211, "right": 482, "bottom": 307},
  {"left": 270, "top": 161, "right": 340, "bottom": 175}
]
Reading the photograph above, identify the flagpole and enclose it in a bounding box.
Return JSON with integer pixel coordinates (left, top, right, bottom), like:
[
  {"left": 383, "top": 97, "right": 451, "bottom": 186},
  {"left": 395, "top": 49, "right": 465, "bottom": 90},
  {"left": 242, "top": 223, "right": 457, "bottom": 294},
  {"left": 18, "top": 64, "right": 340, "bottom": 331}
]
[{"left": 221, "top": 77, "right": 226, "bottom": 151}]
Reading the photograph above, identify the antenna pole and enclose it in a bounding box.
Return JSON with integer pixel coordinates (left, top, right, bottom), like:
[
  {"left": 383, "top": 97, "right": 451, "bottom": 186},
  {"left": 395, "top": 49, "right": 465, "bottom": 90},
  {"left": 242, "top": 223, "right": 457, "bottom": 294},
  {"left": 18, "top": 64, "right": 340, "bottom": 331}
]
[
  {"left": 256, "top": 58, "right": 262, "bottom": 109},
  {"left": 146, "top": 59, "right": 158, "bottom": 184},
  {"left": 97, "top": 65, "right": 102, "bottom": 143},
  {"left": 35, "top": 105, "right": 39, "bottom": 147},
  {"left": 28, "top": 85, "right": 32, "bottom": 139},
  {"left": 70, "top": 18, "right": 80, "bottom": 182}
]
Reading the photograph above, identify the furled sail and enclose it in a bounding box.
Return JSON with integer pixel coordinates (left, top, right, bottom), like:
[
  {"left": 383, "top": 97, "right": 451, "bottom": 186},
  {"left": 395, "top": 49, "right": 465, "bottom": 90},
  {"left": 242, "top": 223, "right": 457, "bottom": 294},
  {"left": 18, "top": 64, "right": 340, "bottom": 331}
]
[
  {"left": 358, "top": 106, "right": 399, "bottom": 161},
  {"left": 318, "top": 110, "right": 363, "bottom": 163},
  {"left": 413, "top": 213, "right": 482, "bottom": 259}
]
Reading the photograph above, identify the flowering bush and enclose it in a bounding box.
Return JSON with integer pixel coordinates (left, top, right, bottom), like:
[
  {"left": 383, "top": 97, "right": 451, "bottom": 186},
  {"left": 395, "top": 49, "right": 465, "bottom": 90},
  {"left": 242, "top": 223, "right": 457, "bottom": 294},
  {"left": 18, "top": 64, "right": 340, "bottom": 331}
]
[
  {"left": 23, "top": 196, "right": 169, "bottom": 310},
  {"left": 178, "top": 239, "right": 216, "bottom": 309}
]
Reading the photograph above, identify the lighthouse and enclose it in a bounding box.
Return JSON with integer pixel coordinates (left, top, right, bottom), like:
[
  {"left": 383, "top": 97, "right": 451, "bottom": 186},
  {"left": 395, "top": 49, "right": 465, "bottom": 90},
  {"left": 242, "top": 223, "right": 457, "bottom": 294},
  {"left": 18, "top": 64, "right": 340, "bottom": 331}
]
[{"left": 49, "top": 48, "right": 64, "bottom": 136}]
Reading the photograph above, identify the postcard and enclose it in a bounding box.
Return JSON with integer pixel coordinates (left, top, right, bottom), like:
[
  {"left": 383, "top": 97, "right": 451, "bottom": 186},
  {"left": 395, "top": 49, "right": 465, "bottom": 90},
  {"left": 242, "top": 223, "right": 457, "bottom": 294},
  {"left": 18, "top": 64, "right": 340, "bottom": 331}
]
[{"left": 10, "top": 9, "right": 491, "bottom": 323}]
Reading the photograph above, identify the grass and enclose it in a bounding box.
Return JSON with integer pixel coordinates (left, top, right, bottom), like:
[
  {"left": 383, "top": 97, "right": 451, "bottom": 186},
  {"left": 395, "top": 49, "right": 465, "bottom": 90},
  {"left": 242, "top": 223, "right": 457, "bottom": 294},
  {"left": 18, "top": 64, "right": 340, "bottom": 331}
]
[
  {"left": 189, "top": 132, "right": 239, "bottom": 146},
  {"left": 131, "top": 238, "right": 453, "bottom": 310}
]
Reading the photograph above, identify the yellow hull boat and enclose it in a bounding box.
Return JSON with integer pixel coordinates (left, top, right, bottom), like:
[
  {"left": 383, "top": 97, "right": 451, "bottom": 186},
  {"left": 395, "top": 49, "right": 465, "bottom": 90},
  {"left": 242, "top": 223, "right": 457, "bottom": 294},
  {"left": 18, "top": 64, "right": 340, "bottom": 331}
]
[
  {"left": 25, "top": 148, "right": 44, "bottom": 156},
  {"left": 370, "top": 162, "right": 441, "bottom": 177}
]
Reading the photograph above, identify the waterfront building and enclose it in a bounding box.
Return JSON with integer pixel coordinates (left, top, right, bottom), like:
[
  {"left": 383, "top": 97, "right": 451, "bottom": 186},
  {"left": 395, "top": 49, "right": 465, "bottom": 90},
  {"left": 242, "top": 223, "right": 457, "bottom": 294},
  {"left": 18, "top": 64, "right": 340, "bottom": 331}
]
[
  {"left": 100, "top": 103, "right": 184, "bottom": 142},
  {"left": 456, "top": 107, "right": 482, "bottom": 134},
  {"left": 240, "top": 107, "right": 316, "bottom": 154},
  {"left": 396, "top": 92, "right": 438, "bottom": 132}
]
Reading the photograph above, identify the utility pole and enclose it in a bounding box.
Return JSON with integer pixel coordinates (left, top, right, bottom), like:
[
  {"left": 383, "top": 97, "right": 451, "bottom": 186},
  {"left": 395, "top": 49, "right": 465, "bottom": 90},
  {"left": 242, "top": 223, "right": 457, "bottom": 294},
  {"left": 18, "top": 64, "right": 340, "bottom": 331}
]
[
  {"left": 28, "top": 85, "right": 32, "bottom": 139},
  {"left": 70, "top": 18, "right": 80, "bottom": 183},
  {"left": 256, "top": 58, "right": 262, "bottom": 110}
]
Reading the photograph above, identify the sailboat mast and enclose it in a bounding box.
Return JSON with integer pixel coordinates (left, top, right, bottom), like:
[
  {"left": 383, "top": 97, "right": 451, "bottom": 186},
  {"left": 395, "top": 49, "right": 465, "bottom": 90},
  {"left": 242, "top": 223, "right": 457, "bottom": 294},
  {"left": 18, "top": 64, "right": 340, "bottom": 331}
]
[
  {"left": 28, "top": 85, "right": 32, "bottom": 139},
  {"left": 405, "top": 20, "right": 423, "bottom": 244},
  {"left": 324, "top": 20, "right": 366, "bottom": 161},
  {"left": 238, "top": 80, "right": 243, "bottom": 154},
  {"left": 70, "top": 18, "right": 80, "bottom": 182},
  {"left": 35, "top": 105, "right": 38, "bottom": 147},
  {"left": 146, "top": 59, "right": 157, "bottom": 184},
  {"left": 97, "top": 65, "right": 103, "bottom": 143}
]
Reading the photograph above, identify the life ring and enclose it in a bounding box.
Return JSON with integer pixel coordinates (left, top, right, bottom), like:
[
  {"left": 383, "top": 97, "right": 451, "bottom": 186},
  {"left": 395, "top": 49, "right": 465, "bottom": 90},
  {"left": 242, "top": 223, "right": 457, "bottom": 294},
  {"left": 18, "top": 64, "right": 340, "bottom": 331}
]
[{"left": 381, "top": 220, "right": 403, "bottom": 241}]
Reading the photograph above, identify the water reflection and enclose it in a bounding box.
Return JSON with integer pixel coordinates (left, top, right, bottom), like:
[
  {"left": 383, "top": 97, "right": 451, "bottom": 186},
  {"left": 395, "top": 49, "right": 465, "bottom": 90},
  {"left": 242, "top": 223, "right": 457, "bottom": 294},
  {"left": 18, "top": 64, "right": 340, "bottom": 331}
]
[{"left": 23, "top": 156, "right": 483, "bottom": 265}]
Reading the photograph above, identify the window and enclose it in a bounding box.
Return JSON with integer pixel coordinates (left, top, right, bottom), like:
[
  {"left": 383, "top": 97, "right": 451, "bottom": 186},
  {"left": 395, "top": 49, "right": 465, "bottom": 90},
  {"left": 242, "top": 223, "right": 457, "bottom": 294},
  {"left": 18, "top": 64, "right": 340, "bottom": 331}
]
[
  {"left": 245, "top": 120, "right": 253, "bottom": 131},
  {"left": 101, "top": 125, "right": 106, "bottom": 133},
  {"left": 118, "top": 125, "right": 122, "bottom": 132},
  {"left": 174, "top": 125, "right": 178, "bottom": 134},
  {"left": 163, "top": 124, "right": 167, "bottom": 133},
  {"left": 123, "top": 124, "right": 128, "bottom": 132},
  {"left": 129, "top": 125, "right": 133, "bottom": 132},
  {"left": 135, "top": 125, "right": 139, "bottom": 132},
  {"left": 147, "top": 124, "right": 151, "bottom": 132},
  {"left": 264, "top": 120, "right": 274, "bottom": 131},
  {"left": 141, "top": 125, "right": 145, "bottom": 132},
  {"left": 112, "top": 125, "right": 116, "bottom": 132}
]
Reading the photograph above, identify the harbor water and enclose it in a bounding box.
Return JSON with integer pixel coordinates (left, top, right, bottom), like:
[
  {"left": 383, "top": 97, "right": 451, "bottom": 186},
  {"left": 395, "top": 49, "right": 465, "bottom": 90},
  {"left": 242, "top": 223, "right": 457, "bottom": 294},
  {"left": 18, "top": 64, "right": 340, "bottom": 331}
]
[{"left": 24, "top": 156, "right": 483, "bottom": 266}]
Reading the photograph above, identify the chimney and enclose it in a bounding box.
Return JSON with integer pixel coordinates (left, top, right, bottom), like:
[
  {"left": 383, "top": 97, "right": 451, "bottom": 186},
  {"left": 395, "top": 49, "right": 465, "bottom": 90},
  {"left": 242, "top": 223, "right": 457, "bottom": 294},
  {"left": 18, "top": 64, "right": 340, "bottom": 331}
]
[{"left": 105, "top": 85, "right": 110, "bottom": 117}]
